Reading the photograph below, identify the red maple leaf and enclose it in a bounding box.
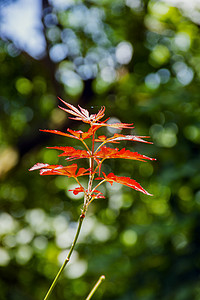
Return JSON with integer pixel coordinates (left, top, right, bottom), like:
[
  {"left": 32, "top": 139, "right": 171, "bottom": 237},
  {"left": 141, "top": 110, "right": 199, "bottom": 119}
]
[
  {"left": 47, "top": 146, "right": 90, "bottom": 160},
  {"left": 58, "top": 98, "right": 105, "bottom": 124},
  {"left": 40, "top": 128, "right": 94, "bottom": 140},
  {"left": 95, "top": 146, "right": 155, "bottom": 161},
  {"left": 93, "top": 122, "right": 133, "bottom": 130},
  {"left": 29, "top": 163, "right": 90, "bottom": 177},
  {"left": 97, "top": 133, "right": 153, "bottom": 144},
  {"left": 68, "top": 187, "right": 105, "bottom": 199},
  {"left": 68, "top": 186, "right": 85, "bottom": 195},
  {"left": 97, "top": 172, "right": 152, "bottom": 196},
  {"left": 58, "top": 98, "right": 133, "bottom": 130}
]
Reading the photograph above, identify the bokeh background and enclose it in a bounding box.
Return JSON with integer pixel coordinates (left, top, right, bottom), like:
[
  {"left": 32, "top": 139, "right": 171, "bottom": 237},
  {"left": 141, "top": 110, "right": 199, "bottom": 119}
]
[{"left": 1, "top": 0, "right": 200, "bottom": 299}]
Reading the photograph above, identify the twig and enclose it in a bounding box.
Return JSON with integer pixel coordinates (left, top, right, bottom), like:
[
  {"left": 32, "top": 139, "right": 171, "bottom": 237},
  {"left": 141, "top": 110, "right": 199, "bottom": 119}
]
[{"left": 85, "top": 275, "right": 105, "bottom": 300}]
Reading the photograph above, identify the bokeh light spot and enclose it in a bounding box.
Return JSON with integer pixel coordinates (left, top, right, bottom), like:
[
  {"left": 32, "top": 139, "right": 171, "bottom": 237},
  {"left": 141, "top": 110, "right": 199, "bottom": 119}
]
[
  {"left": 116, "top": 41, "right": 133, "bottom": 65},
  {"left": 16, "top": 77, "right": 33, "bottom": 95},
  {"left": 121, "top": 229, "right": 137, "bottom": 247},
  {"left": 0, "top": 248, "right": 10, "bottom": 266},
  {"left": 145, "top": 73, "right": 160, "bottom": 90}
]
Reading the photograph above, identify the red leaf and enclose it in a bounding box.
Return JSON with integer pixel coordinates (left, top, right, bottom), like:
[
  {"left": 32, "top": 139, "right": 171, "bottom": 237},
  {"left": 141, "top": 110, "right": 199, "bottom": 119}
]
[
  {"left": 95, "top": 146, "right": 155, "bottom": 161},
  {"left": 89, "top": 189, "right": 105, "bottom": 199},
  {"left": 29, "top": 163, "right": 90, "bottom": 177},
  {"left": 97, "top": 172, "right": 152, "bottom": 196},
  {"left": 58, "top": 98, "right": 133, "bottom": 130},
  {"left": 68, "top": 186, "right": 85, "bottom": 195},
  {"left": 67, "top": 128, "right": 95, "bottom": 139},
  {"left": 58, "top": 98, "right": 105, "bottom": 124},
  {"left": 68, "top": 187, "right": 105, "bottom": 199},
  {"left": 40, "top": 128, "right": 94, "bottom": 140},
  {"left": 101, "top": 134, "right": 153, "bottom": 144},
  {"left": 29, "top": 163, "right": 49, "bottom": 171},
  {"left": 47, "top": 146, "right": 90, "bottom": 160},
  {"left": 93, "top": 122, "right": 133, "bottom": 130}
]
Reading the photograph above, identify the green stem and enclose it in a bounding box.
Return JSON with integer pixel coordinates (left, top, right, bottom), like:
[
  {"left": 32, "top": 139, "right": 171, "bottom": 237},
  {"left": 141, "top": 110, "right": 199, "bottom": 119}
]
[
  {"left": 43, "top": 207, "right": 86, "bottom": 300},
  {"left": 85, "top": 275, "right": 105, "bottom": 300},
  {"left": 80, "top": 139, "right": 91, "bottom": 153}
]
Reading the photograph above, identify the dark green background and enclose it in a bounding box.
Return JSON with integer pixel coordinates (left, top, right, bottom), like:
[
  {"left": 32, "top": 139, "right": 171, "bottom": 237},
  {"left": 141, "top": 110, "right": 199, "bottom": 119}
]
[{"left": 1, "top": 0, "right": 200, "bottom": 299}]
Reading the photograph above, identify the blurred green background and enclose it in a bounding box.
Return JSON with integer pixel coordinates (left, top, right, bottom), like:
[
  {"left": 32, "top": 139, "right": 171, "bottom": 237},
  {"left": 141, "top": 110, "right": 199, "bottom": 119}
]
[{"left": 1, "top": 0, "right": 200, "bottom": 299}]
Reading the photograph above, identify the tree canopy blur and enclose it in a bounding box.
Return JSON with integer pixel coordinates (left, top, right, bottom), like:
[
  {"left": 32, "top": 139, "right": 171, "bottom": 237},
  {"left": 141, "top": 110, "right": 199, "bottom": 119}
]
[{"left": 0, "top": 0, "right": 200, "bottom": 299}]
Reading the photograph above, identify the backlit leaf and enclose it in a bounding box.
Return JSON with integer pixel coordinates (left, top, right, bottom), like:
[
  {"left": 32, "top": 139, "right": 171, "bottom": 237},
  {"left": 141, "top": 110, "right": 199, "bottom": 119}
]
[
  {"left": 101, "top": 134, "right": 153, "bottom": 144},
  {"left": 97, "top": 172, "right": 152, "bottom": 195},
  {"left": 40, "top": 128, "right": 94, "bottom": 140},
  {"left": 58, "top": 98, "right": 105, "bottom": 124},
  {"left": 29, "top": 163, "right": 90, "bottom": 177},
  {"left": 47, "top": 146, "right": 90, "bottom": 160},
  {"left": 95, "top": 146, "right": 155, "bottom": 161}
]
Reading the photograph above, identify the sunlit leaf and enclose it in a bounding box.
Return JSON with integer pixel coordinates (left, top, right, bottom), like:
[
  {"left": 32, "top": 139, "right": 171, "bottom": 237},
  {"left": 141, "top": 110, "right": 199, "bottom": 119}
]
[
  {"left": 68, "top": 187, "right": 105, "bottom": 199},
  {"left": 58, "top": 97, "right": 105, "bottom": 124},
  {"left": 68, "top": 186, "right": 85, "bottom": 195},
  {"left": 40, "top": 128, "right": 94, "bottom": 140},
  {"left": 47, "top": 146, "right": 90, "bottom": 160},
  {"left": 29, "top": 163, "right": 90, "bottom": 177},
  {"left": 97, "top": 172, "right": 152, "bottom": 195},
  {"left": 95, "top": 146, "right": 155, "bottom": 161},
  {"left": 103, "top": 134, "right": 153, "bottom": 144}
]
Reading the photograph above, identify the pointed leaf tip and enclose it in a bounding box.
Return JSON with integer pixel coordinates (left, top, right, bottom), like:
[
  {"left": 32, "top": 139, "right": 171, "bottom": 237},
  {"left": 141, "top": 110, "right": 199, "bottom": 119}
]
[{"left": 29, "top": 163, "right": 49, "bottom": 171}]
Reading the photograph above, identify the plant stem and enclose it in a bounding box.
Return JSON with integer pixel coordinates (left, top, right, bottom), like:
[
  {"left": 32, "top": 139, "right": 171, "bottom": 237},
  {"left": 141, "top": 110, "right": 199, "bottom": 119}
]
[
  {"left": 85, "top": 275, "right": 105, "bottom": 300},
  {"left": 43, "top": 207, "right": 86, "bottom": 300}
]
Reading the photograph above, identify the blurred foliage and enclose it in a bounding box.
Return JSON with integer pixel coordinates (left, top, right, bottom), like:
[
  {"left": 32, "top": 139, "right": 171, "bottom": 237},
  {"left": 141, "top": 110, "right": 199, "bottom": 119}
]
[{"left": 1, "top": 0, "right": 200, "bottom": 299}]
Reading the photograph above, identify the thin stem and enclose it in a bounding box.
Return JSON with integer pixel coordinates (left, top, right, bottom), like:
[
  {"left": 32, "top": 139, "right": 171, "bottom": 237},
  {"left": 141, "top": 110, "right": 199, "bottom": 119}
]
[
  {"left": 80, "top": 139, "right": 91, "bottom": 153},
  {"left": 91, "top": 179, "right": 106, "bottom": 194},
  {"left": 43, "top": 207, "right": 86, "bottom": 300},
  {"left": 90, "top": 132, "right": 95, "bottom": 175},
  {"left": 85, "top": 275, "right": 105, "bottom": 300},
  {"left": 94, "top": 141, "right": 107, "bottom": 153},
  {"left": 93, "top": 158, "right": 106, "bottom": 175}
]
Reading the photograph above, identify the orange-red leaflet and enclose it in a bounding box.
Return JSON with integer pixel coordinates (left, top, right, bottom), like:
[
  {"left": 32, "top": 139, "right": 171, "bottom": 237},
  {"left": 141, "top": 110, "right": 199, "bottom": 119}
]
[
  {"left": 40, "top": 128, "right": 94, "bottom": 140},
  {"left": 96, "top": 172, "right": 152, "bottom": 196},
  {"left": 97, "top": 133, "right": 153, "bottom": 144},
  {"left": 95, "top": 146, "right": 155, "bottom": 161},
  {"left": 58, "top": 98, "right": 105, "bottom": 124},
  {"left": 92, "top": 122, "right": 133, "bottom": 130},
  {"left": 29, "top": 163, "right": 90, "bottom": 177},
  {"left": 58, "top": 98, "right": 133, "bottom": 129},
  {"left": 47, "top": 146, "right": 90, "bottom": 159},
  {"left": 68, "top": 187, "right": 105, "bottom": 199}
]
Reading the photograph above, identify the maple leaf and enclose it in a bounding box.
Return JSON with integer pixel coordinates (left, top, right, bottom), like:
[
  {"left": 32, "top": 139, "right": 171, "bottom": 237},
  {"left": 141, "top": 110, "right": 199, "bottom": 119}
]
[
  {"left": 93, "top": 122, "right": 133, "bottom": 130},
  {"left": 68, "top": 187, "right": 105, "bottom": 199},
  {"left": 68, "top": 186, "right": 85, "bottom": 195},
  {"left": 29, "top": 163, "right": 90, "bottom": 177},
  {"left": 95, "top": 146, "right": 155, "bottom": 161},
  {"left": 47, "top": 146, "right": 90, "bottom": 160},
  {"left": 97, "top": 172, "right": 152, "bottom": 196},
  {"left": 40, "top": 128, "right": 94, "bottom": 140},
  {"left": 98, "top": 134, "right": 153, "bottom": 144},
  {"left": 67, "top": 128, "right": 95, "bottom": 139},
  {"left": 58, "top": 98, "right": 105, "bottom": 124},
  {"left": 58, "top": 98, "right": 133, "bottom": 130}
]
